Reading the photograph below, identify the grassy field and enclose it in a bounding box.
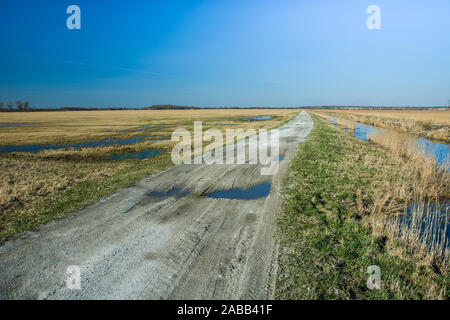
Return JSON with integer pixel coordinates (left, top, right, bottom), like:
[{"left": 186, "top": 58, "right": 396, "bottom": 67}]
[
  {"left": 0, "top": 109, "right": 298, "bottom": 243},
  {"left": 315, "top": 109, "right": 450, "bottom": 143},
  {"left": 276, "top": 115, "right": 448, "bottom": 299}
]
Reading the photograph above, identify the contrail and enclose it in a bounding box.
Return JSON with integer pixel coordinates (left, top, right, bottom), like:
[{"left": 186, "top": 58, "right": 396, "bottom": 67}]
[{"left": 0, "top": 48, "right": 182, "bottom": 78}]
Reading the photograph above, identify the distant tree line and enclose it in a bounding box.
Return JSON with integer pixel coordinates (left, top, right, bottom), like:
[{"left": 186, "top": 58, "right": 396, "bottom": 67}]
[
  {"left": 0, "top": 101, "right": 31, "bottom": 112},
  {"left": 0, "top": 103, "right": 133, "bottom": 112},
  {"left": 1, "top": 102, "right": 446, "bottom": 112},
  {"left": 145, "top": 104, "right": 200, "bottom": 110}
]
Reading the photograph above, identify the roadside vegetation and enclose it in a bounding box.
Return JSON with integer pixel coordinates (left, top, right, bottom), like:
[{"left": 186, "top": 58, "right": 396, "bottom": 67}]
[
  {"left": 315, "top": 109, "right": 450, "bottom": 143},
  {"left": 0, "top": 109, "right": 297, "bottom": 243},
  {"left": 276, "top": 114, "right": 448, "bottom": 299}
]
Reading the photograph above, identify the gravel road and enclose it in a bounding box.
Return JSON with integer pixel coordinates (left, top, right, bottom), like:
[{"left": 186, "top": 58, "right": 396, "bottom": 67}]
[{"left": 0, "top": 111, "right": 313, "bottom": 299}]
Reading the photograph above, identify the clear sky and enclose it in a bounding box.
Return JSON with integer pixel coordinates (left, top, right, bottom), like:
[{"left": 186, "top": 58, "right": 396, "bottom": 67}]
[{"left": 0, "top": 0, "right": 449, "bottom": 108}]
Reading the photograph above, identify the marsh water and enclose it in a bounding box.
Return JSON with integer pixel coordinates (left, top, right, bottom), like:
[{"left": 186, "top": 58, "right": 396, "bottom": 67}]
[
  {"left": 328, "top": 115, "right": 449, "bottom": 249},
  {"left": 398, "top": 202, "right": 449, "bottom": 249},
  {"left": 241, "top": 116, "right": 274, "bottom": 121},
  {"left": 105, "top": 149, "right": 165, "bottom": 160},
  {"left": 0, "top": 122, "right": 38, "bottom": 128},
  {"left": 0, "top": 134, "right": 166, "bottom": 161},
  {"left": 329, "top": 116, "right": 449, "bottom": 167},
  {"left": 0, "top": 135, "right": 147, "bottom": 153}
]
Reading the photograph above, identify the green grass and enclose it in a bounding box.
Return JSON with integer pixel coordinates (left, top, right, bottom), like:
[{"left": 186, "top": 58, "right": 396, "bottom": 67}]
[{"left": 276, "top": 115, "right": 448, "bottom": 299}]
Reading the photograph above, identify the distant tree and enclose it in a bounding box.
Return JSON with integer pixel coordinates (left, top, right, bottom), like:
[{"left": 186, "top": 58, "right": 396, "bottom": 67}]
[
  {"left": 16, "top": 100, "right": 23, "bottom": 112},
  {"left": 0, "top": 102, "right": 3, "bottom": 111},
  {"left": 24, "top": 101, "right": 29, "bottom": 111},
  {"left": 6, "top": 102, "right": 13, "bottom": 111}
]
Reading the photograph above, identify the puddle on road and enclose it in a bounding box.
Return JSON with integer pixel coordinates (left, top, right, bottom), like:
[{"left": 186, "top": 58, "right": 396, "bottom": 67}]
[
  {"left": 150, "top": 187, "right": 190, "bottom": 198},
  {"left": 106, "top": 149, "right": 165, "bottom": 160},
  {"left": 208, "top": 182, "right": 271, "bottom": 200},
  {"left": 241, "top": 116, "right": 274, "bottom": 121}
]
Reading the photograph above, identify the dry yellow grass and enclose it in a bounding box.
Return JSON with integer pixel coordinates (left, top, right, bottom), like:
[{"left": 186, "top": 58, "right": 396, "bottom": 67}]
[
  {"left": 314, "top": 113, "right": 449, "bottom": 283},
  {"left": 0, "top": 109, "right": 297, "bottom": 145},
  {"left": 0, "top": 109, "right": 298, "bottom": 242},
  {"left": 321, "top": 109, "right": 450, "bottom": 125}
]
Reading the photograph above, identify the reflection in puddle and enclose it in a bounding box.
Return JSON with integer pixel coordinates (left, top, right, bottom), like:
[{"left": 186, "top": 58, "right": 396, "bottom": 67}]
[
  {"left": 119, "top": 129, "right": 146, "bottom": 133},
  {"left": 328, "top": 116, "right": 449, "bottom": 249},
  {"left": 331, "top": 118, "right": 449, "bottom": 167},
  {"left": 241, "top": 116, "right": 274, "bottom": 121},
  {"left": 142, "top": 124, "right": 189, "bottom": 128},
  {"left": 208, "top": 182, "right": 271, "bottom": 200},
  {"left": 398, "top": 202, "right": 449, "bottom": 249},
  {"left": 106, "top": 149, "right": 165, "bottom": 160},
  {"left": 417, "top": 138, "right": 450, "bottom": 166},
  {"left": 353, "top": 123, "right": 382, "bottom": 141},
  {"left": 150, "top": 187, "right": 190, "bottom": 198},
  {"left": 143, "top": 123, "right": 234, "bottom": 128},
  {"left": 0, "top": 135, "right": 147, "bottom": 153},
  {"left": 0, "top": 122, "right": 38, "bottom": 128}
]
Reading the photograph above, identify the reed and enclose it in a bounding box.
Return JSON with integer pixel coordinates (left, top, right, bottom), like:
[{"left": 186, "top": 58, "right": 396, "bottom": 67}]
[
  {"left": 369, "top": 130, "right": 449, "bottom": 200},
  {"left": 364, "top": 129, "right": 449, "bottom": 291},
  {"left": 315, "top": 112, "right": 449, "bottom": 296}
]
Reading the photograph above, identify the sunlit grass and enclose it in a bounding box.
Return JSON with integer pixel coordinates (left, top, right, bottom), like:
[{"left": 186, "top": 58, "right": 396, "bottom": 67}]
[
  {"left": 276, "top": 115, "right": 448, "bottom": 300},
  {"left": 0, "top": 109, "right": 298, "bottom": 243}
]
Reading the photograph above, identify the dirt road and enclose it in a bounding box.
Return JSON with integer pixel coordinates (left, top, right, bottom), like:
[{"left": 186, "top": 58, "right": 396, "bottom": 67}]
[{"left": 0, "top": 111, "right": 313, "bottom": 299}]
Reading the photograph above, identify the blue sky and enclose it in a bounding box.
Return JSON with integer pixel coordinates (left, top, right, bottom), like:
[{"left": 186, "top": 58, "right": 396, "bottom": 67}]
[{"left": 0, "top": 0, "right": 449, "bottom": 108}]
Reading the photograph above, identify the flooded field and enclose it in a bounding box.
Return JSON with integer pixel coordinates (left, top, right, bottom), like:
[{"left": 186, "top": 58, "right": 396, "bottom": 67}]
[
  {"left": 241, "top": 116, "right": 275, "bottom": 121},
  {"left": 0, "top": 135, "right": 147, "bottom": 153},
  {"left": 0, "top": 123, "right": 38, "bottom": 129},
  {"left": 106, "top": 149, "right": 165, "bottom": 161},
  {"left": 0, "top": 109, "right": 298, "bottom": 243}
]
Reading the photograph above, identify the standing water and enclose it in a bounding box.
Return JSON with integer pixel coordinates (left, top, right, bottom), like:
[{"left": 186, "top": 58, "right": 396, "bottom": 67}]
[
  {"left": 328, "top": 115, "right": 449, "bottom": 249},
  {"left": 330, "top": 117, "right": 449, "bottom": 167}
]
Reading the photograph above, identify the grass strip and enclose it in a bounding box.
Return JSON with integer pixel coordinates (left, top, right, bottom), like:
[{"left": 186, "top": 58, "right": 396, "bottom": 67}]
[{"left": 276, "top": 114, "right": 448, "bottom": 299}]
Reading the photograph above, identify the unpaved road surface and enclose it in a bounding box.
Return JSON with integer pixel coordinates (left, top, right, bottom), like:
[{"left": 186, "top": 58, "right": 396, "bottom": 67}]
[{"left": 0, "top": 111, "right": 313, "bottom": 299}]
